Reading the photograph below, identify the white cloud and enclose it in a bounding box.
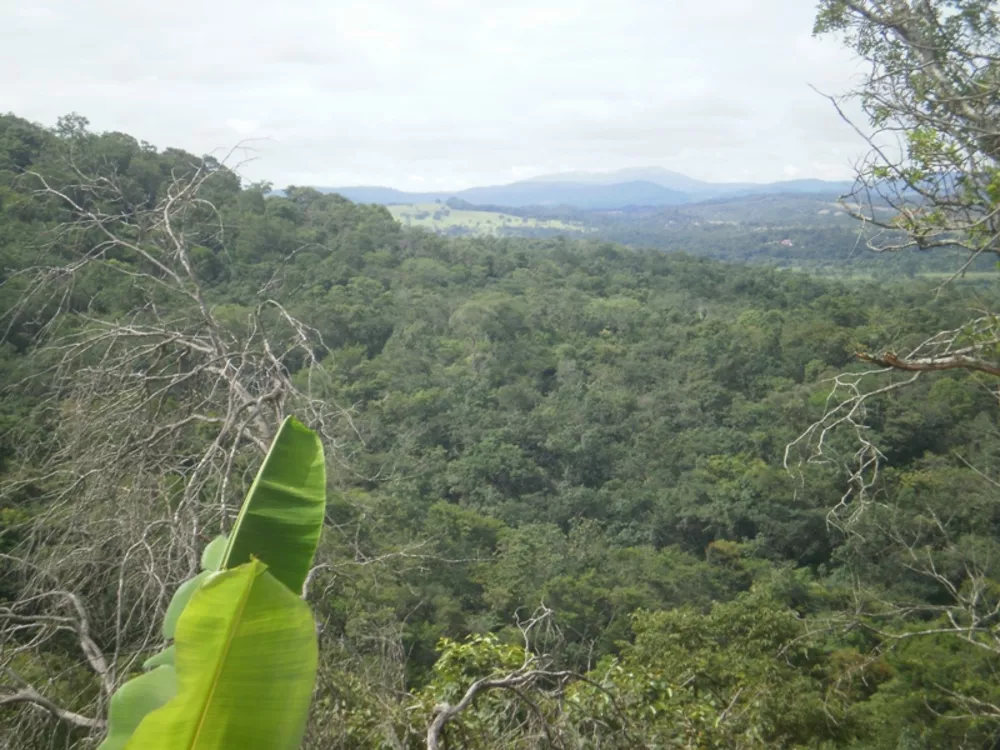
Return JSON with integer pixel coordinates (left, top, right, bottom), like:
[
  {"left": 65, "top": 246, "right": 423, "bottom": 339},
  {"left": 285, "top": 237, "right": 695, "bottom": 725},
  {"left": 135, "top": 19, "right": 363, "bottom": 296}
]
[
  {"left": 226, "top": 119, "right": 260, "bottom": 136},
  {"left": 1, "top": 0, "right": 865, "bottom": 189}
]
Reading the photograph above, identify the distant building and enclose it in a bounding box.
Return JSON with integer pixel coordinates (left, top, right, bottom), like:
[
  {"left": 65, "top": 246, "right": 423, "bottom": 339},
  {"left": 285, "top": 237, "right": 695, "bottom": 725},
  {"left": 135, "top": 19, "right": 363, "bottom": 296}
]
[{"left": 780, "top": 239, "right": 794, "bottom": 247}]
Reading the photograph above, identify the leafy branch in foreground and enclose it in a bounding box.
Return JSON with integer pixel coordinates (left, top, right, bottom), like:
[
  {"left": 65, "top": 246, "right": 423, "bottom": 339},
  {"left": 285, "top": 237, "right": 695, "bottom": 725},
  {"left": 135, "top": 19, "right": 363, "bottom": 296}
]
[
  {"left": 796, "top": 0, "right": 1000, "bottom": 510},
  {"left": 813, "top": 0, "right": 1000, "bottom": 379}
]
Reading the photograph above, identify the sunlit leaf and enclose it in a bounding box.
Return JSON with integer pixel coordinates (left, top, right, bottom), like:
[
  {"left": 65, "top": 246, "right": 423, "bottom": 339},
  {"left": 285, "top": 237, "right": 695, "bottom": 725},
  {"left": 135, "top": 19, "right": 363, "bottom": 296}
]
[
  {"left": 125, "top": 559, "right": 318, "bottom": 750},
  {"left": 162, "top": 571, "right": 211, "bottom": 641},
  {"left": 221, "top": 416, "right": 325, "bottom": 594}
]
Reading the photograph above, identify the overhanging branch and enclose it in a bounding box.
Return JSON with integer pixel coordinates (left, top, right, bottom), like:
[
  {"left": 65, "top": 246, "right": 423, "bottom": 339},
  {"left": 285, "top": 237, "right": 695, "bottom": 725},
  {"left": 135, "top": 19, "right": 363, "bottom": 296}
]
[{"left": 857, "top": 350, "right": 1000, "bottom": 377}]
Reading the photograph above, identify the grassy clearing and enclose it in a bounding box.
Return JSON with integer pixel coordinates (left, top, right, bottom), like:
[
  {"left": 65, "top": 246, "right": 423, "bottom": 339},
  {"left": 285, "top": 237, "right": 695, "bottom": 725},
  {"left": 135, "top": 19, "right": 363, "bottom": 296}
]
[
  {"left": 777, "top": 267, "right": 996, "bottom": 284},
  {"left": 915, "top": 271, "right": 996, "bottom": 281},
  {"left": 389, "top": 203, "right": 588, "bottom": 236}
]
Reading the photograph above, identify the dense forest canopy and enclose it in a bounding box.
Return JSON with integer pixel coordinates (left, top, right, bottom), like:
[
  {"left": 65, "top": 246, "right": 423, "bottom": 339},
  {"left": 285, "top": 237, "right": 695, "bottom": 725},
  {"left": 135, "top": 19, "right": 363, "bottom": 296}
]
[{"left": 1, "top": 108, "right": 1000, "bottom": 748}]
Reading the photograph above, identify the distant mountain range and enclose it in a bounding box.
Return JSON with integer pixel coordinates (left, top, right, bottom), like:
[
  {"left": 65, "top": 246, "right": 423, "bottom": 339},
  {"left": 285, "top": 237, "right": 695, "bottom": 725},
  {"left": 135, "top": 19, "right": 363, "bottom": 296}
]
[{"left": 308, "top": 167, "right": 855, "bottom": 210}]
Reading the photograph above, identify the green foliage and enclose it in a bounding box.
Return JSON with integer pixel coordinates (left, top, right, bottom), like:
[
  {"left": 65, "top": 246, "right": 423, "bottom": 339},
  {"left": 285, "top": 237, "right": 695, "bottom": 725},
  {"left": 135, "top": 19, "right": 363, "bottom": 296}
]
[
  {"left": 98, "top": 668, "right": 178, "bottom": 750},
  {"left": 616, "top": 594, "right": 859, "bottom": 746},
  {"left": 95, "top": 417, "right": 326, "bottom": 750},
  {"left": 221, "top": 416, "right": 327, "bottom": 595},
  {"left": 411, "top": 635, "right": 533, "bottom": 747},
  {"left": 126, "top": 560, "right": 318, "bottom": 750},
  {"left": 4, "top": 113, "right": 1000, "bottom": 748}
]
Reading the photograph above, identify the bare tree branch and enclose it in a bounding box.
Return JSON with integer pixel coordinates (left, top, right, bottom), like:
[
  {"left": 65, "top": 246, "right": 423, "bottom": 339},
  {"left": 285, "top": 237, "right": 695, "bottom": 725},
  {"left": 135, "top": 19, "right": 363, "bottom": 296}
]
[
  {"left": 0, "top": 686, "right": 103, "bottom": 731},
  {"left": 425, "top": 668, "right": 578, "bottom": 750}
]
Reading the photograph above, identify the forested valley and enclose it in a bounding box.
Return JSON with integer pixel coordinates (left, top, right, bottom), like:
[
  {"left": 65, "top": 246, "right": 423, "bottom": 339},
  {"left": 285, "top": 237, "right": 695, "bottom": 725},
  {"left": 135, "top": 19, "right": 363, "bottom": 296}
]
[
  {"left": 0, "top": 110, "right": 998, "bottom": 749},
  {"left": 5, "top": 2, "right": 1000, "bottom": 748}
]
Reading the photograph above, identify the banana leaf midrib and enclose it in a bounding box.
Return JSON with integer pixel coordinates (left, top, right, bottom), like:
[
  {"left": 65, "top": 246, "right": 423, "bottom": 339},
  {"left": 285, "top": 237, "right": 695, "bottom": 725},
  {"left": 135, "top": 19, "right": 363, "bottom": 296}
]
[{"left": 186, "top": 568, "right": 258, "bottom": 748}]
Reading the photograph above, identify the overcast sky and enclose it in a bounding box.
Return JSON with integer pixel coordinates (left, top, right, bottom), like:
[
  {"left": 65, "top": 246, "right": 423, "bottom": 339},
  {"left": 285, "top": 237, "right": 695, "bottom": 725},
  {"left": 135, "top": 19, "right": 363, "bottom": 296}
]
[{"left": 3, "top": 0, "right": 866, "bottom": 190}]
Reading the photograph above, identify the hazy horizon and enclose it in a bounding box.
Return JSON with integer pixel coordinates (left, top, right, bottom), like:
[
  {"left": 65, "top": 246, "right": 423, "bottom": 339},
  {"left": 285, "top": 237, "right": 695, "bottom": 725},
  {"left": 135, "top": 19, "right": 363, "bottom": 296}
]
[
  {"left": 5, "top": 0, "right": 865, "bottom": 191},
  {"left": 314, "top": 166, "right": 855, "bottom": 192}
]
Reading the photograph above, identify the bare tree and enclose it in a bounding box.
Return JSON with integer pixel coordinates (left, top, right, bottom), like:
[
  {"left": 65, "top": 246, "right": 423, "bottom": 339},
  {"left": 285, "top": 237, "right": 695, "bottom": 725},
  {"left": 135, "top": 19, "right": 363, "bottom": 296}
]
[{"left": 0, "top": 152, "right": 354, "bottom": 744}]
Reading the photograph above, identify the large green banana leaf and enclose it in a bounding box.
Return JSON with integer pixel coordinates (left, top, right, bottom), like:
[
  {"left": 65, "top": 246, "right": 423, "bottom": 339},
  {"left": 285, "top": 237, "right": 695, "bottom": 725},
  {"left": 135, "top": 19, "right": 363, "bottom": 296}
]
[
  {"left": 125, "top": 559, "right": 318, "bottom": 750},
  {"left": 221, "top": 415, "right": 326, "bottom": 595},
  {"left": 98, "top": 416, "right": 326, "bottom": 750}
]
